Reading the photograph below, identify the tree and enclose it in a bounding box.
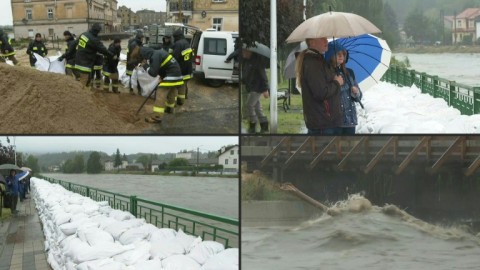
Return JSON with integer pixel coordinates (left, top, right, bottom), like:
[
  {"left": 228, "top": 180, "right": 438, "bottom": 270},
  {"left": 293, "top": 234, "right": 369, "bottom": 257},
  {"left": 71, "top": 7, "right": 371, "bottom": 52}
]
[
  {"left": 136, "top": 155, "right": 150, "bottom": 173},
  {"left": 169, "top": 158, "right": 190, "bottom": 168},
  {"left": 404, "top": 6, "right": 431, "bottom": 44},
  {"left": 0, "top": 140, "right": 18, "bottom": 165},
  {"left": 73, "top": 155, "right": 84, "bottom": 173},
  {"left": 87, "top": 152, "right": 103, "bottom": 174},
  {"left": 114, "top": 148, "right": 122, "bottom": 171},
  {"left": 122, "top": 153, "right": 128, "bottom": 161},
  {"left": 25, "top": 155, "right": 40, "bottom": 173}
]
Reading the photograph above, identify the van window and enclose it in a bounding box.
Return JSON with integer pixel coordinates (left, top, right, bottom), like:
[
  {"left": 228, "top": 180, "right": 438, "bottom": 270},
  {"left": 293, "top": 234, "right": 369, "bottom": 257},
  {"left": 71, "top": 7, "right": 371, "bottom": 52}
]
[{"left": 204, "top": 38, "right": 227, "bottom": 55}]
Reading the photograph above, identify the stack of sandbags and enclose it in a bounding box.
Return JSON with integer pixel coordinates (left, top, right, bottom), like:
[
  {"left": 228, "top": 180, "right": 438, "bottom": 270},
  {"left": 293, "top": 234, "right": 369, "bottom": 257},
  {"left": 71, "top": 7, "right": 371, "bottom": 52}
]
[{"left": 31, "top": 177, "right": 238, "bottom": 270}]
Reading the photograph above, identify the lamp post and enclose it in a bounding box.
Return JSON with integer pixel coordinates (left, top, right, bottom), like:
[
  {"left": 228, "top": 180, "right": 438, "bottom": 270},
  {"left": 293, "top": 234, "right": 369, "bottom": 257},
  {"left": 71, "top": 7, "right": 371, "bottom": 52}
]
[
  {"left": 86, "top": 0, "right": 93, "bottom": 30},
  {"left": 196, "top": 145, "right": 203, "bottom": 176}
]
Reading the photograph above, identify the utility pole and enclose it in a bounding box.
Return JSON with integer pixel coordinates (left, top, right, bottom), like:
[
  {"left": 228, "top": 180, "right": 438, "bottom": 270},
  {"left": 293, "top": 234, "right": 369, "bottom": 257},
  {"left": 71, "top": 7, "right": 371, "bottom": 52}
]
[
  {"left": 14, "top": 137, "right": 17, "bottom": 166},
  {"left": 453, "top": 10, "right": 457, "bottom": 45},
  {"left": 196, "top": 147, "right": 199, "bottom": 175}
]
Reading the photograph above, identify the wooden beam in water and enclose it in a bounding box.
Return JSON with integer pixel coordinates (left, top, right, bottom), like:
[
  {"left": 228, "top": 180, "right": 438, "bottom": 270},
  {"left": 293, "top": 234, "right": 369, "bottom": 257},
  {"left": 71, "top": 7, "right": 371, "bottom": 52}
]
[{"left": 395, "top": 136, "right": 431, "bottom": 175}]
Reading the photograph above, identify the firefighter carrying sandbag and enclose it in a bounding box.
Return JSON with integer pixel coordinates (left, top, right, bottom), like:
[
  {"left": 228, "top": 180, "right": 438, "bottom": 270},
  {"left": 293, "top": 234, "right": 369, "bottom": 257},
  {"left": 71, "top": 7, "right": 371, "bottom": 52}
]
[
  {"left": 74, "top": 23, "right": 116, "bottom": 89},
  {"left": 137, "top": 47, "right": 184, "bottom": 124},
  {"left": 0, "top": 29, "right": 18, "bottom": 65},
  {"left": 103, "top": 38, "right": 122, "bottom": 93}
]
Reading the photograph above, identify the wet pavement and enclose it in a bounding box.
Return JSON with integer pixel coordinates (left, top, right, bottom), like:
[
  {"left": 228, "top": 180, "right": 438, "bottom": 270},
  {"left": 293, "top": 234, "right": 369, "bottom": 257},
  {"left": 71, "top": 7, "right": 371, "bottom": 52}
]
[{"left": 0, "top": 197, "right": 51, "bottom": 270}]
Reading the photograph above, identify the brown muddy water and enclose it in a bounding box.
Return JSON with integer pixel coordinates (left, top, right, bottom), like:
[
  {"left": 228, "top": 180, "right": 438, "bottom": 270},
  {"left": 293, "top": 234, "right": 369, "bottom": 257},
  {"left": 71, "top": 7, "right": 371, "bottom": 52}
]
[{"left": 242, "top": 195, "right": 480, "bottom": 270}]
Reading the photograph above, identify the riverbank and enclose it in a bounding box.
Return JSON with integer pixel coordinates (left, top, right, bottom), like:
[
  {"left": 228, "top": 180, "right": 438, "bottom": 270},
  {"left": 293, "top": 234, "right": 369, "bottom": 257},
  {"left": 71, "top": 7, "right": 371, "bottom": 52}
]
[
  {"left": 394, "top": 45, "right": 480, "bottom": 54},
  {"left": 42, "top": 171, "right": 238, "bottom": 178}
]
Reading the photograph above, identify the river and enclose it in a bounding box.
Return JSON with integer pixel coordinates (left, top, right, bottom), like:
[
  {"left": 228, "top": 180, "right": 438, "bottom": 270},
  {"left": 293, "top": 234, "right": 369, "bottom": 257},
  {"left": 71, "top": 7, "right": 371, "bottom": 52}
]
[
  {"left": 393, "top": 53, "right": 480, "bottom": 86},
  {"left": 41, "top": 173, "right": 238, "bottom": 219},
  {"left": 242, "top": 196, "right": 480, "bottom": 269}
]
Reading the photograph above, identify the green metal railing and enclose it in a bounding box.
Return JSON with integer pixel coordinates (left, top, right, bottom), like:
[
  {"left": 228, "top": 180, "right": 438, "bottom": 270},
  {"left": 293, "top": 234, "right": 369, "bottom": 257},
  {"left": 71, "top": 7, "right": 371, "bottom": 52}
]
[
  {"left": 39, "top": 176, "right": 239, "bottom": 248},
  {"left": 382, "top": 65, "right": 480, "bottom": 115}
]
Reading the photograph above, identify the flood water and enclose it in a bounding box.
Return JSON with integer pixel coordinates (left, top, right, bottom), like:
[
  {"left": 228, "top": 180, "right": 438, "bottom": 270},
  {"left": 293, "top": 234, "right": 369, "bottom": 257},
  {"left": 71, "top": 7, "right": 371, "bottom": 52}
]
[
  {"left": 41, "top": 173, "right": 238, "bottom": 219},
  {"left": 242, "top": 196, "right": 480, "bottom": 269},
  {"left": 393, "top": 53, "right": 480, "bottom": 86}
]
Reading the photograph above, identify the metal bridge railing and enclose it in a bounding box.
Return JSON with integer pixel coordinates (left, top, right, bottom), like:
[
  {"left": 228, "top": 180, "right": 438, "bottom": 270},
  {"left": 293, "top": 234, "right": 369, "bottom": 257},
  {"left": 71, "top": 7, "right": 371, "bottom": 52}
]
[
  {"left": 40, "top": 176, "right": 239, "bottom": 248},
  {"left": 382, "top": 65, "right": 480, "bottom": 115}
]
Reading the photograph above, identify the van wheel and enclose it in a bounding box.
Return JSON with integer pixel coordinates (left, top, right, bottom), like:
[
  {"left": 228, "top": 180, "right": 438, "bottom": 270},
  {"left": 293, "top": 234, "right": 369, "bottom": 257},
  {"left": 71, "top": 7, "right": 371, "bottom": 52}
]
[{"left": 206, "top": 79, "right": 225, "bottom": 88}]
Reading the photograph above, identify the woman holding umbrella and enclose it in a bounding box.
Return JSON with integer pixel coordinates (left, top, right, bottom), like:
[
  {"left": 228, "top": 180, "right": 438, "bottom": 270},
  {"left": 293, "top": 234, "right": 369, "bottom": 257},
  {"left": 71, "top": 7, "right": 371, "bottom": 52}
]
[{"left": 325, "top": 41, "right": 363, "bottom": 135}]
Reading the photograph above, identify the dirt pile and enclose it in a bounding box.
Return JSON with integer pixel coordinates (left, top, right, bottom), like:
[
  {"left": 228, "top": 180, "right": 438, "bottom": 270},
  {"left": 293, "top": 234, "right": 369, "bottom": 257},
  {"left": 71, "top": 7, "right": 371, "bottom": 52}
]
[{"left": 0, "top": 64, "right": 149, "bottom": 134}]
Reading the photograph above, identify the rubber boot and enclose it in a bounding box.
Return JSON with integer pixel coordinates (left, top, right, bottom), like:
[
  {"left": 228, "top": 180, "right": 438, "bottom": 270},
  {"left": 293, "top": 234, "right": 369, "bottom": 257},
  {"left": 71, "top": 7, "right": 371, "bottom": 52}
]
[
  {"left": 248, "top": 122, "right": 256, "bottom": 134},
  {"left": 260, "top": 121, "right": 269, "bottom": 134},
  {"left": 177, "top": 98, "right": 185, "bottom": 106},
  {"left": 165, "top": 107, "right": 174, "bottom": 114}
]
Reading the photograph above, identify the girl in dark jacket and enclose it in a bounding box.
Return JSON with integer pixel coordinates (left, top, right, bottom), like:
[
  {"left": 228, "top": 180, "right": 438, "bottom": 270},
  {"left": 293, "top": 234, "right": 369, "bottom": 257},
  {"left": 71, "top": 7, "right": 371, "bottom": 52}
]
[{"left": 325, "top": 42, "right": 363, "bottom": 135}]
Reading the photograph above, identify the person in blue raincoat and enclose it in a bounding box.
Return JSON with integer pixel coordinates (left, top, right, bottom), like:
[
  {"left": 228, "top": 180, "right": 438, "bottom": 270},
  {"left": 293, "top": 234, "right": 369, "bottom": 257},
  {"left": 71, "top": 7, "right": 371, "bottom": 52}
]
[
  {"left": 325, "top": 41, "right": 363, "bottom": 135},
  {"left": 5, "top": 169, "right": 28, "bottom": 215}
]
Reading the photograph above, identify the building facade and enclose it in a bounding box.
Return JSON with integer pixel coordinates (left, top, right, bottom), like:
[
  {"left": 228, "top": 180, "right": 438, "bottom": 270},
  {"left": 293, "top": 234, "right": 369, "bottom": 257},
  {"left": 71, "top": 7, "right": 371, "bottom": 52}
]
[
  {"left": 11, "top": 0, "right": 120, "bottom": 39},
  {"left": 448, "top": 8, "right": 480, "bottom": 44},
  {"left": 218, "top": 145, "right": 239, "bottom": 173},
  {"left": 118, "top": 5, "right": 139, "bottom": 30},
  {"left": 167, "top": 0, "right": 238, "bottom": 31},
  {"left": 137, "top": 9, "right": 167, "bottom": 28}
]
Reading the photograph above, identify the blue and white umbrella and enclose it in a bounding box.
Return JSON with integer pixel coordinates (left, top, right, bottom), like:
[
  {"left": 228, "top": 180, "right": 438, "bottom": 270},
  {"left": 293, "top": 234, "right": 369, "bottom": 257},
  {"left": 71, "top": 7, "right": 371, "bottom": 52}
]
[{"left": 335, "top": 34, "right": 391, "bottom": 91}]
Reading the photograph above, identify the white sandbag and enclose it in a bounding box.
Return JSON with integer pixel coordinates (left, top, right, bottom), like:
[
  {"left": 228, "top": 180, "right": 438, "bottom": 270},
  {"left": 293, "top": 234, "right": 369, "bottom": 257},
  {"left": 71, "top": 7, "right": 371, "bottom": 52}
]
[
  {"left": 48, "top": 58, "right": 66, "bottom": 74},
  {"left": 104, "top": 219, "right": 144, "bottom": 240},
  {"left": 47, "top": 252, "right": 62, "bottom": 270},
  {"left": 132, "top": 258, "right": 163, "bottom": 270},
  {"left": 119, "top": 224, "right": 157, "bottom": 245},
  {"left": 68, "top": 195, "right": 84, "bottom": 205},
  {"left": 34, "top": 52, "right": 50, "bottom": 71},
  {"left": 136, "top": 67, "right": 160, "bottom": 97},
  {"left": 187, "top": 241, "right": 225, "bottom": 265},
  {"left": 54, "top": 211, "right": 72, "bottom": 226},
  {"left": 112, "top": 241, "right": 151, "bottom": 266},
  {"left": 77, "top": 227, "right": 114, "bottom": 246},
  {"left": 67, "top": 238, "right": 134, "bottom": 264},
  {"left": 176, "top": 229, "right": 202, "bottom": 253},
  {"left": 76, "top": 258, "right": 128, "bottom": 270},
  {"left": 109, "top": 209, "right": 135, "bottom": 221},
  {"left": 150, "top": 238, "right": 185, "bottom": 260},
  {"left": 90, "top": 215, "right": 118, "bottom": 229},
  {"left": 64, "top": 204, "right": 85, "bottom": 214},
  {"left": 70, "top": 213, "right": 90, "bottom": 223},
  {"left": 162, "top": 254, "right": 201, "bottom": 270},
  {"left": 149, "top": 228, "right": 177, "bottom": 242},
  {"left": 200, "top": 248, "right": 238, "bottom": 270},
  {"left": 33, "top": 53, "right": 66, "bottom": 74}
]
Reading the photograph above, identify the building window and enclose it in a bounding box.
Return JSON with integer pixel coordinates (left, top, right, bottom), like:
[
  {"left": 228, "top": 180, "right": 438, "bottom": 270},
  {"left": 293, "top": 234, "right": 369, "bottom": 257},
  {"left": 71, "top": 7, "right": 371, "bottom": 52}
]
[
  {"left": 212, "top": 18, "right": 223, "bottom": 31},
  {"left": 457, "top": 20, "right": 461, "bottom": 27},
  {"left": 230, "top": 150, "right": 234, "bottom": 155},
  {"left": 204, "top": 38, "right": 227, "bottom": 55},
  {"left": 47, "top": 8, "right": 54, "bottom": 20},
  {"left": 28, "top": 29, "right": 34, "bottom": 38},
  {"left": 233, "top": 159, "right": 237, "bottom": 165},
  {"left": 225, "top": 159, "right": 228, "bottom": 165},
  {"left": 212, "top": 0, "right": 226, "bottom": 2},
  {"left": 67, "top": 7, "right": 73, "bottom": 18},
  {"left": 26, "top": 9, "right": 32, "bottom": 20},
  {"left": 48, "top": 28, "right": 54, "bottom": 37}
]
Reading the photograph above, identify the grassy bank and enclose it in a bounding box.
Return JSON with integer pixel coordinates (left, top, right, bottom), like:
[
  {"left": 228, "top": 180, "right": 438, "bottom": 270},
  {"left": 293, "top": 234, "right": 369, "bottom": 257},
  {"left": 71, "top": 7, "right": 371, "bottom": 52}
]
[
  {"left": 242, "top": 172, "right": 296, "bottom": 201},
  {"left": 42, "top": 171, "right": 237, "bottom": 178},
  {"left": 394, "top": 45, "right": 480, "bottom": 54}
]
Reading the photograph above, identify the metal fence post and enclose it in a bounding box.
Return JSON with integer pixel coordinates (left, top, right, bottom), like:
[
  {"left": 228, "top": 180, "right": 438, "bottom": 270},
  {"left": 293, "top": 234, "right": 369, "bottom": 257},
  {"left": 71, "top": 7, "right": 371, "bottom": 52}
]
[
  {"left": 473, "top": 87, "right": 480, "bottom": 114},
  {"left": 449, "top": 82, "right": 455, "bottom": 108},
  {"left": 130, "top": 196, "right": 137, "bottom": 217},
  {"left": 86, "top": 187, "right": 90, "bottom": 198}
]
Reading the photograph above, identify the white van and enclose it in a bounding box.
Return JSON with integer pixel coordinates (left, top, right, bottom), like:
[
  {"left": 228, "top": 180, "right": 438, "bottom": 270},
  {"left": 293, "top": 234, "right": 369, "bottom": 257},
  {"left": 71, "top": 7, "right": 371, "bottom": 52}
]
[{"left": 191, "top": 30, "right": 239, "bottom": 87}]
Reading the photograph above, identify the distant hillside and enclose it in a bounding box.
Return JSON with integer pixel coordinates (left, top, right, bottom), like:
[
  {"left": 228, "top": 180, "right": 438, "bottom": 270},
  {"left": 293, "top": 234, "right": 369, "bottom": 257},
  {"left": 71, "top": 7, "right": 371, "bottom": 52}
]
[
  {"left": 37, "top": 151, "right": 110, "bottom": 169},
  {"left": 388, "top": 0, "right": 480, "bottom": 25}
]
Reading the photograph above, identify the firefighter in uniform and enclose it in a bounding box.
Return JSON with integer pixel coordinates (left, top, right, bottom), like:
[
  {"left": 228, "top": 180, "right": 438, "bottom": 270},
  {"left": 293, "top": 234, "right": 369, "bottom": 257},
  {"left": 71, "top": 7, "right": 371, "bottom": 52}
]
[
  {"left": 102, "top": 38, "right": 121, "bottom": 93},
  {"left": 139, "top": 47, "right": 184, "bottom": 123},
  {"left": 126, "top": 30, "right": 144, "bottom": 95},
  {"left": 0, "top": 29, "right": 18, "bottom": 65},
  {"left": 74, "top": 23, "right": 115, "bottom": 88},
  {"left": 162, "top": 35, "right": 173, "bottom": 53},
  {"left": 58, "top": 31, "right": 79, "bottom": 79},
  {"left": 92, "top": 53, "right": 104, "bottom": 89},
  {"left": 171, "top": 29, "right": 193, "bottom": 106},
  {"left": 26, "top": 33, "right": 48, "bottom": 67}
]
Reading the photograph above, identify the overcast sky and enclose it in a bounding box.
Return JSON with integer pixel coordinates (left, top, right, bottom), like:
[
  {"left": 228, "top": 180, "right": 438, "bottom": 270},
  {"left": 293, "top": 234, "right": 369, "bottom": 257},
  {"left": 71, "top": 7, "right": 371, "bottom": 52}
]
[
  {"left": 0, "top": 0, "right": 166, "bottom": 26},
  {"left": 0, "top": 136, "right": 238, "bottom": 155}
]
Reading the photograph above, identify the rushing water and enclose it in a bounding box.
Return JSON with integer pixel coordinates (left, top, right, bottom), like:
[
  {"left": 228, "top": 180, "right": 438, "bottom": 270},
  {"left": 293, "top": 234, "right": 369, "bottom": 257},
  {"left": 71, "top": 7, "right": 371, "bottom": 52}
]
[
  {"left": 393, "top": 53, "right": 480, "bottom": 86},
  {"left": 242, "top": 195, "right": 480, "bottom": 270},
  {"left": 41, "top": 173, "right": 238, "bottom": 219}
]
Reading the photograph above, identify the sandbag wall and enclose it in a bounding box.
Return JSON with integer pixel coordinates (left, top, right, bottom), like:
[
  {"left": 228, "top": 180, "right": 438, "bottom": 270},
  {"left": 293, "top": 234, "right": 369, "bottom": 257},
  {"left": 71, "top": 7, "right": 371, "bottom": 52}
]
[{"left": 32, "top": 177, "right": 238, "bottom": 270}]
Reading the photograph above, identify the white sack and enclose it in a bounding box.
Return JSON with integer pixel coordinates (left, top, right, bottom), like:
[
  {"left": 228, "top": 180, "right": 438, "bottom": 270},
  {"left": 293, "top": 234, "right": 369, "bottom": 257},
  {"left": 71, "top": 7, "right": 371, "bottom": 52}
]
[
  {"left": 200, "top": 248, "right": 239, "bottom": 270},
  {"left": 187, "top": 241, "right": 225, "bottom": 265},
  {"left": 162, "top": 254, "right": 201, "bottom": 270}
]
